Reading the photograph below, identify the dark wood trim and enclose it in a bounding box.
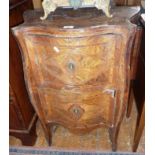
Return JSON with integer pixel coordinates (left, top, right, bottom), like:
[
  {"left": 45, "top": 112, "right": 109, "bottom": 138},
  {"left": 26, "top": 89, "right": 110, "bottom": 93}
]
[
  {"left": 133, "top": 104, "right": 145, "bottom": 152},
  {"left": 9, "top": 116, "right": 37, "bottom": 146},
  {"left": 9, "top": 113, "right": 37, "bottom": 134},
  {"left": 9, "top": 0, "right": 37, "bottom": 146},
  {"left": 10, "top": 0, "right": 28, "bottom": 10}
]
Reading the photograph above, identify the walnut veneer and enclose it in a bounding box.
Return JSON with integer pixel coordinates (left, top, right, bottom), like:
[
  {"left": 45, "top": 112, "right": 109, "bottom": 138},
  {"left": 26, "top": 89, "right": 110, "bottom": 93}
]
[{"left": 12, "top": 7, "right": 140, "bottom": 151}]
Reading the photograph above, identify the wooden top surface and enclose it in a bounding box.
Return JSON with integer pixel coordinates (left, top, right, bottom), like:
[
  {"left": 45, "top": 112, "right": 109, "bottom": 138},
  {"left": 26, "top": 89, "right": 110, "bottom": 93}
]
[{"left": 19, "top": 6, "right": 140, "bottom": 29}]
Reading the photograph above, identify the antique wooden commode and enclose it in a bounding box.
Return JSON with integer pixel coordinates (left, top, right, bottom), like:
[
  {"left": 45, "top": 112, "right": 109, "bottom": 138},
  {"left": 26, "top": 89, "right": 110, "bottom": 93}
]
[{"left": 13, "top": 5, "right": 140, "bottom": 151}]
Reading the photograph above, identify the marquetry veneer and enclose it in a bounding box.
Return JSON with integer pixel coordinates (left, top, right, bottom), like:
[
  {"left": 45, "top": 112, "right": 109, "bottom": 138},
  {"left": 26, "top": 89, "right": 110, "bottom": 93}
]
[{"left": 13, "top": 7, "right": 140, "bottom": 151}]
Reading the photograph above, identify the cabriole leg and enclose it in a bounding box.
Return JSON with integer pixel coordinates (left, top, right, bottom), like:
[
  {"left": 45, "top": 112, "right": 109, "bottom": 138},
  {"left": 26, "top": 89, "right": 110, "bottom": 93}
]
[
  {"left": 109, "top": 125, "right": 120, "bottom": 151},
  {"left": 40, "top": 121, "right": 52, "bottom": 146}
]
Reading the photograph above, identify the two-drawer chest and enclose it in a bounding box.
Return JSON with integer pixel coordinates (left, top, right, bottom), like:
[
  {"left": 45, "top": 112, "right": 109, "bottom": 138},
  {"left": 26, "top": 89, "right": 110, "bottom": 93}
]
[{"left": 13, "top": 7, "right": 140, "bottom": 151}]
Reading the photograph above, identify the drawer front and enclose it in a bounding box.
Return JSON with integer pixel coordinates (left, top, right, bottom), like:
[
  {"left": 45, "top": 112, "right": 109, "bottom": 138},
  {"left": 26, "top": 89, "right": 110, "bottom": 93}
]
[
  {"left": 38, "top": 87, "right": 116, "bottom": 127},
  {"left": 25, "top": 34, "right": 119, "bottom": 87}
]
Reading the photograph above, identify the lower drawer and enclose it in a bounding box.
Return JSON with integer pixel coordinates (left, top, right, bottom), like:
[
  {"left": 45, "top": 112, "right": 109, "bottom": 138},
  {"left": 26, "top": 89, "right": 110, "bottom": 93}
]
[{"left": 37, "top": 86, "right": 116, "bottom": 128}]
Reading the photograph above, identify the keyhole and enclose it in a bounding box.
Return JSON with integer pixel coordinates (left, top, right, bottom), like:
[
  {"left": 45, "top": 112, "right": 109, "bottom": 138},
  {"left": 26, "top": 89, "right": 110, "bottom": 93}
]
[
  {"left": 68, "top": 62, "right": 75, "bottom": 71},
  {"left": 73, "top": 108, "right": 79, "bottom": 114}
]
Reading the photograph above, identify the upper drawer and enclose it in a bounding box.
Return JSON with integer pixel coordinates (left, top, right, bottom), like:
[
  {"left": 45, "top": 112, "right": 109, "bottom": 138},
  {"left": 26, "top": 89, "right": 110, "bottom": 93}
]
[{"left": 25, "top": 34, "right": 121, "bottom": 87}]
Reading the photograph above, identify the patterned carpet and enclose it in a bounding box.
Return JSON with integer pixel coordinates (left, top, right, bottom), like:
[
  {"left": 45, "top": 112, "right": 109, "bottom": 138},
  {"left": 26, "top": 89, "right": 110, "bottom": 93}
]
[{"left": 9, "top": 147, "right": 144, "bottom": 155}]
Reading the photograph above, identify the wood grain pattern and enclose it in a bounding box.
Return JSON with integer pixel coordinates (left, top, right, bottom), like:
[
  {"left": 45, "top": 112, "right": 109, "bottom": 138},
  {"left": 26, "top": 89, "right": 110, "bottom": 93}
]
[
  {"left": 9, "top": 0, "right": 37, "bottom": 146},
  {"left": 131, "top": 17, "right": 145, "bottom": 152},
  {"left": 12, "top": 7, "right": 140, "bottom": 151}
]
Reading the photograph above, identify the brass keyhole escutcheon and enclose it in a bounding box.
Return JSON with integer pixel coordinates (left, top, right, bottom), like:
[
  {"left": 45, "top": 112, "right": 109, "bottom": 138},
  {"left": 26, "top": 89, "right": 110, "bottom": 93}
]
[{"left": 68, "top": 105, "right": 84, "bottom": 120}]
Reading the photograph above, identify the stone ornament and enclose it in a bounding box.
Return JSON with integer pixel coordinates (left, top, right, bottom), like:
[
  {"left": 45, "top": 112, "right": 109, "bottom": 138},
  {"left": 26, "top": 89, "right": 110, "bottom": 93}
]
[{"left": 40, "top": 0, "right": 112, "bottom": 20}]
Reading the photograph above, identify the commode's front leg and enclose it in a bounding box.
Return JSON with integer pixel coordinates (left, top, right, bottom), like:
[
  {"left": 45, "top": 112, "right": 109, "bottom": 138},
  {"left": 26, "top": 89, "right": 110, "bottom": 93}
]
[
  {"left": 40, "top": 0, "right": 57, "bottom": 20},
  {"left": 40, "top": 122, "right": 52, "bottom": 146},
  {"left": 108, "top": 124, "right": 121, "bottom": 151}
]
